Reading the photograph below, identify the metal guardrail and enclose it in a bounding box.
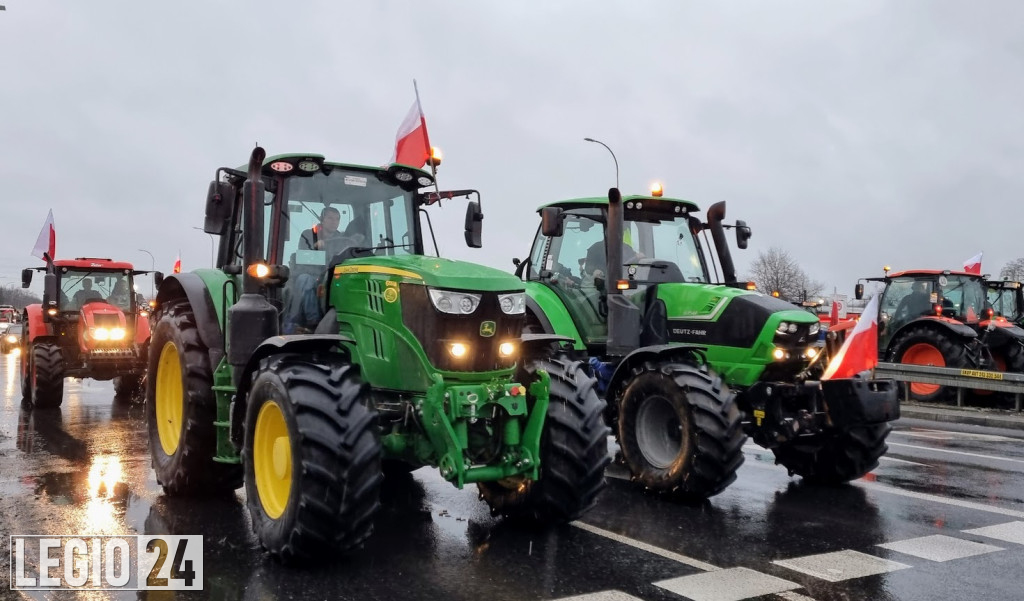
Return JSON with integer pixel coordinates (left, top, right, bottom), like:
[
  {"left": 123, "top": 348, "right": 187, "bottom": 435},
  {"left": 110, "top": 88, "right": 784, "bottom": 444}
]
[{"left": 874, "top": 362, "right": 1024, "bottom": 411}]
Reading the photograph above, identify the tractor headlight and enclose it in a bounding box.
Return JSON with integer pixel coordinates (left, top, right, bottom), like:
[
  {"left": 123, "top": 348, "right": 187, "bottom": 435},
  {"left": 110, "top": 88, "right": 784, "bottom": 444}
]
[
  {"left": 804, "top": 347, "right": 819, "bottom": 359},
  {"left": 776, "top": 322, "right": 789, "bottom": 335},
  {"left": 91, "top": 327, "right": 110, "bottom": 340},
  {"left": 428, "top": 288, "right": 481, "bottom": 315},
  {"left": 808, "top": 322, "right": 820, "bottom": 336},
  {"left": 772, "top": 348, "right": 787, "bottom": 360},
  {"left": 498, "top": 292, "right": 526, "bottom": 315},
  {"left": 498, "top": 341, "right": 516, "bottom": 357},
  {"left": 110, "top": 328, "right": 126, "bottom": 341},
  {"left": 449, "top": 342, "right": 469, "bottom": 358},
  {"left": 5, "top": 335, "right": 15, "bottom": 344}
]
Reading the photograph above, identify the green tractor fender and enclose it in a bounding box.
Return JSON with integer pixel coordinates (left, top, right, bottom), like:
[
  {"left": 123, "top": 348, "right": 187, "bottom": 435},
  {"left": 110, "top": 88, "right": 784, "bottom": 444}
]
[
  {"left": 524, "top": 282, "right": 585, "bottom": 349},
  {"left": 154, "top": 273, "right": 227, "bottom": 368},
  {"left": 605, "top": 343, "right": 711, "bottom": 401},
  {"left": 228, "top": 334, "right": 355, "bottom": 449}
]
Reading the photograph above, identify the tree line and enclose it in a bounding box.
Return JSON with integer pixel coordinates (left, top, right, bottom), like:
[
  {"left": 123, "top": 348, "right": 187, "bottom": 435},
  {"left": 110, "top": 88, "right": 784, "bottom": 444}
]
[{"left": 0, "top": 285, "right": 41, "bottom": 310}]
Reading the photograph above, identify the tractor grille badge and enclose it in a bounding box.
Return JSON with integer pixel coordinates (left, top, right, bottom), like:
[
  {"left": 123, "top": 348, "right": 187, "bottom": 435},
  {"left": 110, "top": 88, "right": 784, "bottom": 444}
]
[{"left": 479, "top": 321, "right": 496, "bottom": 337}]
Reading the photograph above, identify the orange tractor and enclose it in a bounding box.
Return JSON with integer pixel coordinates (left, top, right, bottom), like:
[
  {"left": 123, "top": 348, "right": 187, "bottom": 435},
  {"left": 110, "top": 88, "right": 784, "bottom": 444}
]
[
  {"left": 20, "top": 257, "right": 156, "bottom": 408},
  {"left": 856, "top": 268, "right": 1024, "bottom": 402}
]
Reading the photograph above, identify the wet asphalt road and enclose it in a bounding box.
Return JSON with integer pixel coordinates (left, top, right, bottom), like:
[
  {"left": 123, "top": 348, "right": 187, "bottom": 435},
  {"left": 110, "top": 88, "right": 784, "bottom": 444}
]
[{"left": 1, "top": 350, "right": 1023, "bottom": 601}]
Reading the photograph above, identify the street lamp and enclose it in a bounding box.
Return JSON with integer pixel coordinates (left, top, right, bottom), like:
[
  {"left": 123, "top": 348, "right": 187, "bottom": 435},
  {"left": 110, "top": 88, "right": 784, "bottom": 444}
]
[
  {"left": 584, "top": 137, "right": 620, "bottom": 189},
  {"left": 138, "top": 248, "right": 154, "bottom": 297},
  {"left": 192, "top": 227, "right": 215, "bottom": 267}
]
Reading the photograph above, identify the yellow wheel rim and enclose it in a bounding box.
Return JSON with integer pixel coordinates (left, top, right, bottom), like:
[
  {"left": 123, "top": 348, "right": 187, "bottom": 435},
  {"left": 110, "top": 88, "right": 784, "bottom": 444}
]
[
  {"left": 254, "top": 400, "right": 291, "bottom": 519},
  {"left": 155, "top": 341, "right": 184, "bottom": 456}
]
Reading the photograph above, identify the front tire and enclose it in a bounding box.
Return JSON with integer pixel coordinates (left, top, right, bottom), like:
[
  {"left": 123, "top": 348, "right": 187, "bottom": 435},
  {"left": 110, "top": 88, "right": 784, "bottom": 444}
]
[
  {"left": 617, "top": 361, "right": 745, "bottom": 500},
  {"left": 478, "top": 352, "right": 611, "bottom": 524},
  {"left": 243, "top": 355, "right": 382, "bottom": 565},
  {"left": 888, "top": 325, "right": 970, "bottom": 403},
  {"left": 30, "top": 343, "right": 65, "bottom": 409},
  {"left": 146, "top": 302, "right": 242, "bottom": 495},
  {"left": 772, "top": 424, "right": 892, "bottom": 484}
]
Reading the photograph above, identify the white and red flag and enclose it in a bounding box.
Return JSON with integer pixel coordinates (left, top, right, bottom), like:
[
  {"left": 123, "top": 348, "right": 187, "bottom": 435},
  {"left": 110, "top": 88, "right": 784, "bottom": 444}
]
[
  {"left": 829, "top": 300, "right": 840, "bottom": 327},
  {"left": 963, "top": 251, "right": 983, "bottom": 274},
  {"left": 391, "top": 81, "right": 432, "bottom": 168},
  {"left": 31, "top": 209, "right": 56, "bottom": 262},
  {"left": 172, "top": 254, "right": 182, "bottom": 274},
  {"left": 822, "top": 294, "right": 880, "bottom": 380}
]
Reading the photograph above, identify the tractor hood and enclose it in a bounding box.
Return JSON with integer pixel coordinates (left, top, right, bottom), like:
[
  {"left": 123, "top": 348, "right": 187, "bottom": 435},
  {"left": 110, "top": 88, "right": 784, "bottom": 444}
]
[
  {"left": 656, "top": 284, "right": 819, "bottom": 348},
  {"left": 336, "top": 255, "right": 524, "bottom": 292}
]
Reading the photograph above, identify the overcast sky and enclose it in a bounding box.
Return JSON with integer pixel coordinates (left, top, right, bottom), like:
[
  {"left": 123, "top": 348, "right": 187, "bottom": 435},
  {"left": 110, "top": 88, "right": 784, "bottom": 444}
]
[{"left": 2, "top": 1, "right": 1022, "bottom": 302}]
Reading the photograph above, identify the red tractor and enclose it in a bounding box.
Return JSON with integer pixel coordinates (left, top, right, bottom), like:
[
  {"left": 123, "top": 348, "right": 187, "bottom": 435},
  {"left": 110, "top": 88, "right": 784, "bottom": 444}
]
[
  {"left": 856, "top": 268, "right": 1024, "bottom": 402},
  {"left": 20, "top": 258, "right": 156, "bottom": 408}
]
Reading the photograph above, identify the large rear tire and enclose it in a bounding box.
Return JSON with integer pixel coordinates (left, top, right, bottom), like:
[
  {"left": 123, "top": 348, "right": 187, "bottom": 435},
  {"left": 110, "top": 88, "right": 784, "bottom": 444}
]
[
  {"left": 478, "top": 352, "right": 610, "bottom": 524},
  {"left": 243, "top": 354, "right": 381, "bottom": 564},
  {"left": 20, "top": 343, "right": 32, "bottom": 402},
  {"left": 617, "top": 361, "right": 745, "bottom": 501},
  {"left": 146, "top": 302, "right": 242, "bottom": 495},
  {"left": 772, "top": 423, "right": 891, "bottom": 484},
  {"left": 888, "top": 325, "right": 970, "bottom": 403},
  {"left": 30, "top": 343, "right": 64, "bottom": 409}
]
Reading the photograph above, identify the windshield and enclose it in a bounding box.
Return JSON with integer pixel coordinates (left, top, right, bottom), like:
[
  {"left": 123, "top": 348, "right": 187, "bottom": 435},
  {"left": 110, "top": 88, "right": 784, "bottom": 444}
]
[
  {"left": 279, "top": 168, "right": 417, "bottom": 273},
  {"left": 938, "top": 275, "right": 987, "bottom": 323},
  {"left": 987, "top": 286, "right": 1021, "bottom": 321},
  {"left": 59, "top": 269, "right": 135, "bottom": 311},
  {"left": 628, "top": 216, "right": 707, "bottom": 283}
]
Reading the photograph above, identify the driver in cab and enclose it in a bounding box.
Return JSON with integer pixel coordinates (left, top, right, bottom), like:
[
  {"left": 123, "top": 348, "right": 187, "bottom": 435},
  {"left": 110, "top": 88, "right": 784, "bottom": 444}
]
[{"left": 300, "top": 207, "right": 343, "bottom": 251}]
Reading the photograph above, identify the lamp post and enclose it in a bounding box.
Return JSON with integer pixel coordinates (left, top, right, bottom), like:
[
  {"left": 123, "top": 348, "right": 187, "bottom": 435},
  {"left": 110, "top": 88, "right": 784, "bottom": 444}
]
[
  {"left": 584, "top": 137, "right": 619, "bottom": 189},
  {"left": 138, "top": 248, "right": 154, "bottom": 297},
  {"left": 192, "top": 227, "right": 215, "bottom": 267}
]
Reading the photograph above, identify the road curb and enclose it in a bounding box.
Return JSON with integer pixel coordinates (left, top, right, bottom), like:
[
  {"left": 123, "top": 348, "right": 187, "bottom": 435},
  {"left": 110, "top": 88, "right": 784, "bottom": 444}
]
[{"left": 899, "top": 403, "right": 1024, "bottom": 432}]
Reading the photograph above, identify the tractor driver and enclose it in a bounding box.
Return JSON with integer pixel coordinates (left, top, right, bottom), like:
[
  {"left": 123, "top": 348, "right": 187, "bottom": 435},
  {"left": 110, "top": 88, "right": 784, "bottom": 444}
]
[
  {"left": 895, "top": 281, "right": 933, "bottom": 320},
  {"left": 299, "top": 206, "right": 344, "bottom": 251},
  {"left": 72, "top": 278, "right": 103, "bottom": 307},
  {"left": 581, "top": 238, "right": 640, "bottom": 289},
  {"left": 108, "top": 279, "right": 132, "bottom": 309}
]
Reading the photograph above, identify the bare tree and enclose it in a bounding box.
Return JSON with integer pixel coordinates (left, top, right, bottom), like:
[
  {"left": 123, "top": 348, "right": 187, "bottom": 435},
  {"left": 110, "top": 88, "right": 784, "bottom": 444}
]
[
  {"left": 748, "top": 246, "right": 823, "bottom": 301},
  {"left": 0, "top": 285, "right": 41, "bottom": 309},
  {"left": 1000, "top": 258, "right": 1024, "bottom": 282}
]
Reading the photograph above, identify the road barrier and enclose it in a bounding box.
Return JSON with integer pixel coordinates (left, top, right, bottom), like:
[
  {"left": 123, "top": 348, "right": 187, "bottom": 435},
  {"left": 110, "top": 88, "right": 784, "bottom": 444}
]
[{"left": 874, "top": 362, "right": 1024, "bottom": 412}]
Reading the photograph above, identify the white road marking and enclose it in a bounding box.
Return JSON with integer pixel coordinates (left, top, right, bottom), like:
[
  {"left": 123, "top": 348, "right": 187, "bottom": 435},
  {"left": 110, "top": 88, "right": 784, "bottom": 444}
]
[
  {"left": 773, "top": 550, "right": 911, "bottom": 582},
  {"left": 962, "top": 521, "right": 1024, "bottom": 545},
  {"left": 775, "top": 593, "right": 819, "bottom": 601},
  {"left": 892, "top": 429, "right": 1020, "bottom": 442},
  {"left": 654, "top": 567, "right": 800, "bottom": 601},
  {"left": 886, "top": 442, "right": 1024, "bottom": 465},
  {"left": 553, "top": 591, "right": 645, "bottom": 601},
  {"left": 854, "top": 480, "right": 1024, "bottom": 519},
  {"left": 572, "top": 522, "right": 721, "bottom": 571},
  {"left": 877, "top": 456, "right": 929, "bottom": 466},
  {"left": 877, "top": 534, "right": 1003, "bottom": 562}
]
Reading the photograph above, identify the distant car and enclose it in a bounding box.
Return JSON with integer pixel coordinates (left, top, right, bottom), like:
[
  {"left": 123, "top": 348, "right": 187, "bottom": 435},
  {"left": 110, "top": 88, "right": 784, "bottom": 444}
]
[{"left": 1, "top": 323, "right": 23, "bottom": 355}]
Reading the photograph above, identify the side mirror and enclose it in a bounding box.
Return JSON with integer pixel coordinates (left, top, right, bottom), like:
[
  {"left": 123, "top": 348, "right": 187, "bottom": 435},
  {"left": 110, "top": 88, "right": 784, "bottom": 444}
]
[
  {"left": 204, "top": 181, "right": 236, "bottom": 235},
  {"left": 735, "top": 220, "right": 752, "bottom": 250},
  {"left": 21, "top": 268, "right": 32, "bottom": 288},
  {"left": 688, "top": 216, "right": 704, "bottom": 236},
  {"left": 42, "top": 273, "right": 57, "bottom": 311},
  {"left": 464, "top": 201, "right": 483, "bottom": 248},
  {"left": 154, "top": 271, "right": 165, "bottom": 291},
  {"left": 855, "top": 283, "right": 864, "bottom": 300},
  {"left": 540, "top": 207, "right": 564, "bottom": 237}
]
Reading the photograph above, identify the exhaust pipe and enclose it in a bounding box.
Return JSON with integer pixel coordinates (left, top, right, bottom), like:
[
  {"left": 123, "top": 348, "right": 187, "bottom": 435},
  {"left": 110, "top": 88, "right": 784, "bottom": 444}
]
[
  {"left": 242, "top": 146, "right": 267, "bottom": 295},
  {"left": 707, "top": 201, "right": 737, "bottom": 285},
  {"left": 605, "top": 188, "right": 640, "bottom": 356}
]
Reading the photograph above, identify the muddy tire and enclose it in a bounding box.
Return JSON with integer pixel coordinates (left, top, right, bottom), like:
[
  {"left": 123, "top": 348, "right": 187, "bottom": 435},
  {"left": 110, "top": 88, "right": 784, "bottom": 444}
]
[
  {"left": 30, "top": 343, "right": 65, "bottom": 409},
  {"left": 146, "top": 302, "right": 242, "bottom": 495},
  {"left": 772, "top": 423, "right": 892, "bottom": 484},
  {"left": 243, "top": 354, "right": 381, "bottom": 565},
  {"left": 888, "top": 325, "right": 970, "bottom": 403},
  {"left": 617, "top": 361, "right": 745, "bottom": 500},
  {"left": 479, "top": 352, "right": 610, "bottom": 524},
  {"left": 20, "top": 343, "right": 32, "bottom": 403}
]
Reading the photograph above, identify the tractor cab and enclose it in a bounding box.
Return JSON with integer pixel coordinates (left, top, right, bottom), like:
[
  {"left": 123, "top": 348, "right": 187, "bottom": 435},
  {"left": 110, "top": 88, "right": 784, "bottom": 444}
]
[{"left": 986, "top": 279, "right": 1023, "bottom": 325}]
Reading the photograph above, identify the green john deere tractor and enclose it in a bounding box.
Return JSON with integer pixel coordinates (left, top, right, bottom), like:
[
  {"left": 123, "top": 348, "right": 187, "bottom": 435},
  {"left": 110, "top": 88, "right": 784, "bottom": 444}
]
[
  {"left": 147, "top": 147, "right": 609, "bottom": 564},
  {"left": 514, "top": 187, "right": 899, "bottom": 499}
]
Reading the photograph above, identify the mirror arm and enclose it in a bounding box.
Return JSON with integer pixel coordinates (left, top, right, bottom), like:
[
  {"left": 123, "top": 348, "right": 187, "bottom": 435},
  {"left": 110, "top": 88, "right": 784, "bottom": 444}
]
[{"left": 418, "top": 208, "right": 441, "bottom": 257}]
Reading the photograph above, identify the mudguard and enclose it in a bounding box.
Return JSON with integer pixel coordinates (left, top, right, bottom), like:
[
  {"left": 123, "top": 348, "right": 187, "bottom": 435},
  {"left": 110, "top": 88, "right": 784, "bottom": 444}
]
[
  {"left": 229, "top": 334, "right": 355, "bottom": 448},
  {"left": 982, "top": 322, "right": 1024, "bottom": 345},
  {"left": 22, "top": 304, "right": 52, "bottom": 343},
  {"left": 605, "top": 343, "right": 709, "bottom": 399},
  {"left": 893, "top": 316, "right": 977, "bottom": 341},
  {"left": 155, "top": 273, "right": 224, "bottom": 368}
]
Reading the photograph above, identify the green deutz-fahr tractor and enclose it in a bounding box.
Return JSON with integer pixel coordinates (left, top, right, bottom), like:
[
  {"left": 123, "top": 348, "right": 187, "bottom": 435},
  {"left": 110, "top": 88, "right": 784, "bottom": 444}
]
[
  {"left": 514, "top": 187, "right": 899, "bottom": 499},
  {"left": 147, "top": 147, "right": 610, "bottom": 564}
]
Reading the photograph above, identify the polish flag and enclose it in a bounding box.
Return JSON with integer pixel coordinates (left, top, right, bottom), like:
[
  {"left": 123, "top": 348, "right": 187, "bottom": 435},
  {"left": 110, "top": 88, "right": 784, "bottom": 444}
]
[
  {"left": 31, "top": 209, "right": 56, "bottom": 262},
  {"left": 390, "top": 86, "right": 432, "bottom": 168},
  {"left": 963, "top": 252, "right": 983, "bottom": 275},
  {"left": 829, "top": 300, "right": 840, "bottom": 327},
  {"left": 172, "top": 254, "right": 181, "bottom": 274},
  {"left": 822, "top": 294, "right": 879, "bottom": 380}
]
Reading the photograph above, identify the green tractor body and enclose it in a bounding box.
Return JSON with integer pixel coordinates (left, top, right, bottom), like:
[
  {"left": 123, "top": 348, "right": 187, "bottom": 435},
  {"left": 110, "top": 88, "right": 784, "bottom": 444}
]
[
  {"left": 147, "top": 149, "right": 609, "bottom": 564},
  {"left": 517, "top": 188, "right": 898, "bottom": 498}
]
